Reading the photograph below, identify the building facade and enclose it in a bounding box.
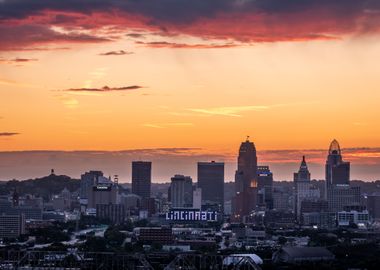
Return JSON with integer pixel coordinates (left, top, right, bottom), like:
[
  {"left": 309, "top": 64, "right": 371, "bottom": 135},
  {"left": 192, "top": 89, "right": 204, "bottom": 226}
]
[
  {"left": 170, "top": 175, "right": 193, "bottom": 208},
  {"left": 0, "top": 214, "right": 25, "bottom": 239},
  {"left": 197, "top": 161, "right": 224, "bottom": 211},
  {"left": 131, "top": 161, "right": 152, "bottom": 199},
  {"left": 233, "top": 138, "right": 258, "bottom": 217}
]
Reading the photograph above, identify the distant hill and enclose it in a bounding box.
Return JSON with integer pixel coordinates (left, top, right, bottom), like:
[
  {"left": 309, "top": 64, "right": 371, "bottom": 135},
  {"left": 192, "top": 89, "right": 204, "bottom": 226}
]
[{"left": 0, "top": 173, "right": 80, "bottom": 200}]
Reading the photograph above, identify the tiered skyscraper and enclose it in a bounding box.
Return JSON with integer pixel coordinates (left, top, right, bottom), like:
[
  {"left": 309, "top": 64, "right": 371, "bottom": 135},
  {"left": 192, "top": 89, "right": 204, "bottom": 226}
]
[
  {"left": 233, "top": 137, "right": 258, "bottom": 218},
  {"left": 325, "top": 140, "right": 360, "bottom": 212},
  {"left": 325, "top": 139, "right": 350, "bottom": 189},
  {"left": 132, "top": 161, "right": 152, "bottom": 199},
  {"left": 235, "top": 138, "right": 258, "bottom": 192},
  {"left": 294, "top": 156, "right": 312, "bottom": 221}
]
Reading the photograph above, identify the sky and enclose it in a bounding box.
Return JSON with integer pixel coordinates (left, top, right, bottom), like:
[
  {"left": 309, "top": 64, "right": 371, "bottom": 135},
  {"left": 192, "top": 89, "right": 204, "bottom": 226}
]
[{"left": 1, "top": 0, "right": 380, "bottom": 182}]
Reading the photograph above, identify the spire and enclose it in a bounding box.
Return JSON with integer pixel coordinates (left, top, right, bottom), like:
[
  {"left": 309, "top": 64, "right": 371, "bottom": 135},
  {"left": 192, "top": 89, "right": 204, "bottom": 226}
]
[
  {"left": 329, "top": 139, "right": 341, "bottom": 155},
  {"left": 300, "top": 156, "right": 308, "bottom": 169}
]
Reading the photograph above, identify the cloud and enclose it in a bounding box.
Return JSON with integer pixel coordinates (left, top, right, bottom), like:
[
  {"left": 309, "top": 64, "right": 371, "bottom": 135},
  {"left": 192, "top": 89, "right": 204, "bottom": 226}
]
[
  {"left": 0, "top": 132, "right": 19, "bottom": 137},
  {"left": 142, "top": 123, "right": 194, "bottom": 128},
  {"left": 64, "top": 85, "right": 144, "bottom": 92},
  {"left": 187, "top": 105, "right": 269, "bottom": 117},
  {"left": 0, "top": 57, "right": 38, "bottom": 64},
  {"left": 0, "top": 24, "right": 111, "bottom": 51},
  {"left": 135, "top": 41, "right": 239, "bottom": 49},
  {"left": 99, "top": 50, "right": 134, "bottom": 56},
  {"left": 1, "top": 1, "right": 380, "bottom": 50}
]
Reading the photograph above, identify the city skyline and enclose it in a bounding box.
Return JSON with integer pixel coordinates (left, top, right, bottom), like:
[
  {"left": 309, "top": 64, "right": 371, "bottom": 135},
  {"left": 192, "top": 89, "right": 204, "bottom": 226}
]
[
  {"left": 1, "top": 1, "right": 380, "bottom": 181},
  {"left": 1, "top": 139, "right": 379, "bottom": 182}
]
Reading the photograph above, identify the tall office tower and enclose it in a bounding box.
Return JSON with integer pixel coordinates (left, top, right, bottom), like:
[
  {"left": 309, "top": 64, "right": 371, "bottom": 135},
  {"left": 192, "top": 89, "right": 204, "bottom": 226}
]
[
  {"left": 294, "top": 156, "right": 312, "bottom": 221},
  {"left": 132, "top": 161, "right": 152, "bottom": 199},
  {"left": 325, "top": 140, "right": 350, "bottom": 191},
  {"left": 233, "top": 137, "right": 259, "bottom": 218},
  {"left": 80, "top": 171, "right": 104, "bottom": 200},
  {"left": 197, "top": 161, "right": 224, "bottom": 211},
  {"left": 257, "top": 166, "right": 274, "bottom": 209},
  {"left": 170, "top": 175, "right": 193, "bottom": 208},
  {"left": 88, "top": 181, "right": 118, "bottom": 208},
  {"left": 235, "top": 138, "right": 258, "bottom": 193}
]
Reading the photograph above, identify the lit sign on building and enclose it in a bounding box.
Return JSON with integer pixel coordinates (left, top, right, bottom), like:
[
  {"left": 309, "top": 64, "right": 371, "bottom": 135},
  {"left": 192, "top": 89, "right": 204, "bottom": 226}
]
[
  {"left": 165, "top": 209, "right": 218, "bottom": 222},
  {"left": 93, "top": 185, "right": 111, "bottom": 191}
]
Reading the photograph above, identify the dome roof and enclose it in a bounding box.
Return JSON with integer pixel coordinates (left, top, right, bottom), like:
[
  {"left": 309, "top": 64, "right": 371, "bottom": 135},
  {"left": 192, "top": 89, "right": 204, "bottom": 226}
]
[{"left": 329, "top": 139, "right": 341, "bottom": 155}]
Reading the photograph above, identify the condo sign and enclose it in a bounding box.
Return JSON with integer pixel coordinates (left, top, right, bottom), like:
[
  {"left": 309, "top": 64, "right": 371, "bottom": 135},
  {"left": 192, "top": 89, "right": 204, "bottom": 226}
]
[{"left": 165, "top": 209, "right": 218, "bottom": 222}]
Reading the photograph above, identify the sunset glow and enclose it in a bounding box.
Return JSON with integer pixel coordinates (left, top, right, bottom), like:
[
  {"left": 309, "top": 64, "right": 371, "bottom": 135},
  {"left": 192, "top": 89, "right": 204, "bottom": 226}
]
[{"left": 1, "top": 0, "right": 380, "bottom": 181}]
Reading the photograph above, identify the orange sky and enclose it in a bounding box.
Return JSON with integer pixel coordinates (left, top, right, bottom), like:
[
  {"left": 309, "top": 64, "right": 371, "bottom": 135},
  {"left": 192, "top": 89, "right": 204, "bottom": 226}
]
[{"left": 1, "top": 1, "right": 380, "bottom": 181}]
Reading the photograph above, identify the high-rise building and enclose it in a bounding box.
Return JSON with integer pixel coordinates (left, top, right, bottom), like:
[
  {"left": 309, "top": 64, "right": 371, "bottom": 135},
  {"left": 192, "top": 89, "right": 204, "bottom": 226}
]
[
  {"left": 325, "top": 140, "right": 350, "bottom": 192},
  {"left": 170, "top": 175, "right": 193, "bottom": 208},
  {"left": 294, "top": 156, "right": 312, "bottom": 221},
  {"left": 257, "top": 166, "right": 273, "bottom": 209},
  {"left": 235, "top": 138, "right": 258, "bottom": 193},
  {"left": 80, "top": 171, "right": 104, "bottom": 201},
  {"left": 197, "top": 161, "right": 224, "bottom": 211},
  {"left": 233, "top": 137, "right": 258, "bottom": 217},
  {"left": 88, "top": 179, "right": 118, "bottom": 208},
  {"left": 132, "top": 161, "right": 152, "bottom": 199},
  {"left": 324, "top": 140, "right": 360, "bottom": 212}
]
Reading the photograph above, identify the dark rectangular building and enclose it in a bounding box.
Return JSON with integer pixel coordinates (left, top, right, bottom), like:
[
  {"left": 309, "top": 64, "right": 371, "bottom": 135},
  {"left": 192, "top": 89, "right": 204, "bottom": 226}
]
[
  {"left": 132, "top": 161, "right": 152, "bottom": 199},
  {"left": 139, "top": 227, "right": 173, "bottom": 244},
  {"left": 197, "top": 161, "right": 224, "bottom": 211},
  {"left": 96, "top": 204, "right": 125, "bottom": 224}
]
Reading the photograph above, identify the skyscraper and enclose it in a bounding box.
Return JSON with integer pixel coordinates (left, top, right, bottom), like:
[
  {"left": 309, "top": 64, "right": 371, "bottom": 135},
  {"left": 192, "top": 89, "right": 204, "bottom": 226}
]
[
  {"left": 132, "top": 161, "right": 152, "bottom": 199},
  {"left": 233, "top": 137, "right": 258, "bottom": 218},
  {"left": 325, "top": 140, "right": 360, "bottom": 212},
  {"left": 325, "top": 139, "right": 350, "bottom": 189},
  {"left": 170, "top": 175, "right": 193, "bottom": 208},
  {"left": 80, "top": 170, "right": 104, "bottom": 200},
  {"left": 235, "top": 137, "right": 258, "bottom": 193},
  {"left": 197, "top": 161, "right": 224, "bottom": 211},
  {"left": 294, "top": 156, "right": 312, "bottom": 221},
  {"left": 257, "top": 166, "right": 274, "bottom": 209}
]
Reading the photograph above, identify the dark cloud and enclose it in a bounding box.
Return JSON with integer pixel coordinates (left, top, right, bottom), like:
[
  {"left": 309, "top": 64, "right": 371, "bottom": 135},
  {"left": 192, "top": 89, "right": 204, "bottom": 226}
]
[
  {"left": 126, "top": 33, "right": 146, "bottom": 39},
  {"left": 0, "top": 132, "right": 19, "bottom": 137},
  {"left": 0, "top": 1, "right": 380, "bottom": 50},
  {"left": 135, "top": 41, "right": 239, "bottom": 49},
  {"left": 99, "top": 50, "right": 134, "bottom": 56},
  {"left": 0, "top": 57, "right": 38, "bottom": 64},
  {"left": 64, "top": 85, "right": 143, "bottom": 92},
  {"left": 0, "top": 24, "right": 111, "bottom": 51}
]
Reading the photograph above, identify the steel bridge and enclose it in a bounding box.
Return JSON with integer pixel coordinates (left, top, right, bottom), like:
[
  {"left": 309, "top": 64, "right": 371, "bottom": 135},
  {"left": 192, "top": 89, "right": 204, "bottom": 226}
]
[{"left": 0, "top": 250, "right": 262, "bottom": 270}]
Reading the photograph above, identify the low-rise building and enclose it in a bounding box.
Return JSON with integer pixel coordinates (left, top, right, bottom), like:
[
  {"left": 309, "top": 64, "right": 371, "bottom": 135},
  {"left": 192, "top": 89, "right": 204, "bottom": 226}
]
[{"left": 0, "top": 214, "right": 25, "bottom": 239}]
